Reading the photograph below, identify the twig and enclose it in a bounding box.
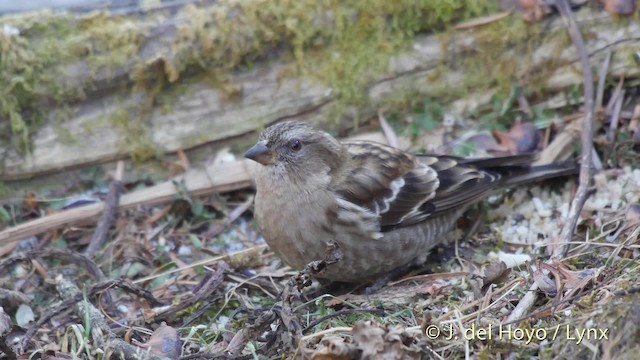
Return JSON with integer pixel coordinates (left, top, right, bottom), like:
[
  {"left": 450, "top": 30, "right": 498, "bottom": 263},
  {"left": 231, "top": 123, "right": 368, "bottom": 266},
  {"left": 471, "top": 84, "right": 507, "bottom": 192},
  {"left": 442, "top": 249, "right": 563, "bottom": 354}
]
[
  {"left": 1, "top": 248, "right": 115, "bottom": 307},
  {"left": 226, "top": 241, "right": 344, "bottom": 356},
  {"left": 300, "top": 326, "right": 353, "bottom": 341},
  {"left": 54, "top": 276, "right": 171, "bottom": 360},
  {"left": 302, "top": 308, "right": 385, "bottom": 333},
  {"left": 132, "top": 244, "right": 267, "bottom": 284},
  {"left": 0, "top": 289, "right": 30, "bottom": 307},
  {"left": 606, "top": 89, "right": 624, "bottom": 144},
  {"left": 605, "top": 76, "right": 624, "bottom": 116},
  {"left": 595, "top": 51, "right": 612, "bottom": 110},
  {"left": 0, "top": 249, "right": 107, "bottom": 284},
  {"left": 19, "top": 298, "right": 78, "bottom": 350},
  {"left": 510, "top": 0, "right": 598, "bottom": 322},
  {"left": 0, "top": 307, "right": 17, "bottom": 360},
  {"left": 154, "top": 261, "right": 228, "bottom": 322},
  {"left": 90, "top": 279, "right": 168, "bottom": 307},
  {"left": 18, "top": 277, "right": 169, "bottom": 350},
  {"left": 554, "top": 0, "right": 596, "bottom": 259},
  {"left": 224, "top": 309, "right": 278, "bottom": 357},
  {"left": 86, "top": 161, "right": 125, "bottom": 257},
  {"left": 378, "top": 110, "right": 399, "bottom": 148},
  {"left": 204, "top": 195, "right": 254, "bottom": 239},
  {"left": 180, "top": 294, "right": 223, "bottom": 327},
  {"left": 0, "top": 160, "right": 256, "bottom": 245}
]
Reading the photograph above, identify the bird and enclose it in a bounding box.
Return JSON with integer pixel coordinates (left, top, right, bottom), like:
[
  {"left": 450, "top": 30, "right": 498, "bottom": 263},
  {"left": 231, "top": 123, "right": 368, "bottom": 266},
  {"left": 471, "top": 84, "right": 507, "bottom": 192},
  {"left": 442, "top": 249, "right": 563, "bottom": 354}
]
[{"left": 244, "top": 121, "right": 576, "bottom": 284}]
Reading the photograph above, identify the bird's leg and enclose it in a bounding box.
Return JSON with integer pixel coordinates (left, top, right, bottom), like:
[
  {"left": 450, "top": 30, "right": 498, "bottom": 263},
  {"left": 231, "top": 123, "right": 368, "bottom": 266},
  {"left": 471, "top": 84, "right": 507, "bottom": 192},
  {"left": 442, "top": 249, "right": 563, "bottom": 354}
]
[
  {"left": 364, "top": 262, "right": 416, "bottom": 295},
  {"left": 291, "top": 240, "right": 344, "bottom": 294},
  {"left": 302, "top": 240, "right": 342, "bottom": 276}
]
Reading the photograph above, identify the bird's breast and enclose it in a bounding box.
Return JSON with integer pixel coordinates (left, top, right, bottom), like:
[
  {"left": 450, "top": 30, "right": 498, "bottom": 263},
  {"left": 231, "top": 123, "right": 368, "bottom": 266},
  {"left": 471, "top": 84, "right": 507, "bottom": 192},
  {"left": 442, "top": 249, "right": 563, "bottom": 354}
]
[{"left": 254, "top": 178, "right": 341, "bottom": 270}]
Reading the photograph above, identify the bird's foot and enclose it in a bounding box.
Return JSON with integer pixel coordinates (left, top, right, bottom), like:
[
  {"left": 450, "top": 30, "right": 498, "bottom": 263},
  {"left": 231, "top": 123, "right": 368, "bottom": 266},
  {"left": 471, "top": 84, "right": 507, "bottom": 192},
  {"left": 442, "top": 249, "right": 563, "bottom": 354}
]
[{"left": 364, "top": 262, "right": 416, "bottom": 295}]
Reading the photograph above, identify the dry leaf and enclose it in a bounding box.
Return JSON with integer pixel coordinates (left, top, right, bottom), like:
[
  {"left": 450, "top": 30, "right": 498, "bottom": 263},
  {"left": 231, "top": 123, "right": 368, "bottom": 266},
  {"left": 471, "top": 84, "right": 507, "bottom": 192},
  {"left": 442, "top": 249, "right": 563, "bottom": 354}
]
[
  {"left": 625, "top": 203, "right": 640, "bottom": 224},
  {"left": 0, "top": 306, "right": 11, "bottom": 336},
  {"left": 550, "top": 259, "right": 595, "bottom": 291},
  {"left": 135, "top": 322, "right": 182, "bottom": 359},
  {"left": 494, "top": 121, "right": 540, "bottom": 154},
  {"left": 352, "top": 321, "right": 420, "bottom": 359},
  {"left": 176, "top": 148, "right": 190, "bottom": 171},
  {"left": 352, "top": 321, "right": 386, "bottom": 358},
  {"left": 499, "top": 0, "right": 548, "bottom": 22},
  {"left": 464, "top": 131, "right": 509, "bottom": 153},
  {"left": 0, "top": 242, "right": 20, "bottom": 257},
  {"left": 42, "top": 350, "right": 74, "bottom": 360},
  {"left": 629, "top": 105, "right": 640, "bottom": 140},
  {"left": 23, "top": 193, "right": 39, "bottom": 210},
  {"left": 416, "top": 280, "right": 445, "bottom": 297},
  {"left": 310, "top": 336, "right": 354, "bottom": 360},
  {"left": 455, "top": 12, "right": 511, "bottom": 29},
  {"left": 602, "top": 0, "right": 637, "bottom": 14},
  {"left": 326, "top": 295, "right": 349, "bottom": 307},
  {"left": 482, "top": 261, "right": 512, "bottom": 287},
  {"left": 527, "top": 261, "right": 557, "bottom": 296}
]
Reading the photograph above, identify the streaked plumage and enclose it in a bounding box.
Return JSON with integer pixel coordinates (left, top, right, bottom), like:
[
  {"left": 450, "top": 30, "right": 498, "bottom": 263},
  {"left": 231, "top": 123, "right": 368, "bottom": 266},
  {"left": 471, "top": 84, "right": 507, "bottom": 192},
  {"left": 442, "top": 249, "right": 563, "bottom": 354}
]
[{"left": 244, "top": 121, "right": 575, "bottom": 283}]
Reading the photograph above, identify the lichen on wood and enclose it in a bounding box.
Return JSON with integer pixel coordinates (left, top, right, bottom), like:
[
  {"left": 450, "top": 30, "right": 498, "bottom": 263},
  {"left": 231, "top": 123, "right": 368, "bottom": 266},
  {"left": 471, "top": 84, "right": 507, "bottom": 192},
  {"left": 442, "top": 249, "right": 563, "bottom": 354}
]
[{"left": 1, "top": 2, "right": 639, "bottom": 181}]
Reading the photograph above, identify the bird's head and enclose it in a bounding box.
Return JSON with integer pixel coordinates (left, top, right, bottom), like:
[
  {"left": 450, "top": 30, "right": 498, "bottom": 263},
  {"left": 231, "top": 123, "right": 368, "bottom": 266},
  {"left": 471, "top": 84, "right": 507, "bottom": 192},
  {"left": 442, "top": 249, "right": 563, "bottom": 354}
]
[{"left": 244, "top": 121, "right": 345, "bottom": 177}]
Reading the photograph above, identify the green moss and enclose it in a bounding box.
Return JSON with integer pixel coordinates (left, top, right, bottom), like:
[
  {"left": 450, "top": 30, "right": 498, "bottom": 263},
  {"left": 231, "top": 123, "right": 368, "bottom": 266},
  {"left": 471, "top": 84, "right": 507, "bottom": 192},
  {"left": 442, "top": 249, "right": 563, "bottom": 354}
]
[
  {"left": 53, "top": 125, "right": 77, "bottom": 146},
  {"left": 442, "top": 17, "right": 535, "bottom": 100},
  {"left": 76, "top": 12, "right": 147, "bottom": 77},
  {"left": 0, "top": 1, "right": 498, "bottom": 159},
  {"left": 2, "top": 1, "right": 607, "bottom": 163},
  {"left": 0, "top": 9, "right": 151, "bottom": 156},
  {"left": 107, "top": 104, "right": 158, "bottom": 162},
  {"left": 162, "top": 0, "right": 498, "bottom": 124},
  {"left": 0, "top": 181, "right": 14, "bottom": 198},
  {"left": 0, "top": 11, "right": 76, "bottom": 154}
]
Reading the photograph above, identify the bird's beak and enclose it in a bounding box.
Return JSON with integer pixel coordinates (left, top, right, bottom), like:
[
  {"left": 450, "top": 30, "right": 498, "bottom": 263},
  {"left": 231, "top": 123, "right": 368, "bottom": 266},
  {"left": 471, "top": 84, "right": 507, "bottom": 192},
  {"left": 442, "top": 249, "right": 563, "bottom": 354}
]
[{"left": 244, "top": 141, "right": 276, "bottom": 165}]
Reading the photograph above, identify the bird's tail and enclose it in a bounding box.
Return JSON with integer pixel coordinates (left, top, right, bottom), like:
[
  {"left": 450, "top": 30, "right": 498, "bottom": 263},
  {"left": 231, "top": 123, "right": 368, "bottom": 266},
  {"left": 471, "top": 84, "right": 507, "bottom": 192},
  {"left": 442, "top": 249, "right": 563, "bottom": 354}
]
[{"left": 460, "top": 153, "right": 578, "bottom": 187}]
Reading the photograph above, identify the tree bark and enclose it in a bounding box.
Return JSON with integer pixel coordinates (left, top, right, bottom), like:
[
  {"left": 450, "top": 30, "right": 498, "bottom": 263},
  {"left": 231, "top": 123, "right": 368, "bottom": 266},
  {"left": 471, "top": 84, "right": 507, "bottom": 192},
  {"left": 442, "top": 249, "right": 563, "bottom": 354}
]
[{"left": 1, "top": 3, "right": 638, "bottom": 180}]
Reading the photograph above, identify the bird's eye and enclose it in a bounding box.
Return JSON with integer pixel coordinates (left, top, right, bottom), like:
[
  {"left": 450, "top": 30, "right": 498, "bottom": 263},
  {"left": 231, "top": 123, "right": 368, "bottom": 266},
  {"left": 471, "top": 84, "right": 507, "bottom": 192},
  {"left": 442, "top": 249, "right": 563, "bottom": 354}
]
[{"left": 288, "top": 139, "right": 302, "bottom": 151}]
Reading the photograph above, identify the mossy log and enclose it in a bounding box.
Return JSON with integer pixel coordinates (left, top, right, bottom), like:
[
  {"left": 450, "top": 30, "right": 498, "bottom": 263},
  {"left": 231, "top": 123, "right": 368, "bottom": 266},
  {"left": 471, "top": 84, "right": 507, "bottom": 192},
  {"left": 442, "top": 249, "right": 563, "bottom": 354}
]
[{"left": 0, "top": 1, "right": 639, "bottom": 180}]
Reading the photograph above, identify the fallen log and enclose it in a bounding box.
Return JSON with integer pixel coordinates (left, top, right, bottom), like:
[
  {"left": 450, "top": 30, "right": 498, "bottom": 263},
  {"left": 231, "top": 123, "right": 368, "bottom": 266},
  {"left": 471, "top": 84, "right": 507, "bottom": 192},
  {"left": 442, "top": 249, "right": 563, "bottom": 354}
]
[
  {"left": 1, "top": 4, "right": 638, "bottom": 180},
  {"left": 0, "top": 159, "right": 255, "bottom": 245},
  {"left": 0, "top": 132, "right": 391, "bottom": 245}
]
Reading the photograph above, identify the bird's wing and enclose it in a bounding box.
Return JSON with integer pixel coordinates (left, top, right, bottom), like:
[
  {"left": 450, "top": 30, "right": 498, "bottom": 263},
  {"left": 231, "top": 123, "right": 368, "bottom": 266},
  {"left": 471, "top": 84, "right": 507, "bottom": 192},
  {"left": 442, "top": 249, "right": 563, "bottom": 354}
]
[
  {"left": 333, "top": 141, "right": 440, "bottom": 227},
  {"left": 415, "top": 155, "right": 502, "bottom": 219},
  {"left": 334, "top": 141, "right": 534, "bottom": 229}
]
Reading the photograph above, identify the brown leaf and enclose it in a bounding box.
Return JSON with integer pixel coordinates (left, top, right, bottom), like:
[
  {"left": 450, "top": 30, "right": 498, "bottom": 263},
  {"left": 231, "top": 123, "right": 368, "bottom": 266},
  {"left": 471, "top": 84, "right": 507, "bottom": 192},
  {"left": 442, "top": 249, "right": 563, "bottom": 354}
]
[
  {"left": 499, "top": 0, "right": 549, "bottom": 22},
  {"left": 351, "top": 321, "right": 421, "bottom": 359},
  {"left": 176, "top": 148, "right": 190, "bottom": 171},
  {"left": 550, "top": 259, "right": 595, "bottom": 291},
  {"left": 509, "top": 121, "right": 540, "bottom": 152},
  {"left": 629, "top": 105, "right": 640, "bottom": 140},
  {"left": 23, "top": 193, "right": 39, "bottom": 210},
  {"left": 0, "top": 306, "right": 12, "bottom": 336},
  {"left": 494, "top": 122, "right": 540, "bottom": 154},
  {"left": 455, "top": 12, "right": 511, "bottom": 29},
  {"left": 602, "top": 0, "right": 637, "bottom": 15},
  {"left": 416, "top": 280, "right": 445, "bottom": 297},
  {"left": 482, "top": 261, "right": 512, "bottom": 287},
  {"left": 493, "top": 130, "right": 518, "bottom": 154},
  {"left": 326, "top": 295, "right": 349, "bottom": 307},
  {"left": 0, "top": 242, "right": 19, "bottom": 257},
  {"left": 625, "top": 203, "right": 640, "bottom": 224},
  {"left": 136, "top": 322, "right": 182, "bottom": 359},
  {"left": 464, "top": 131, "right": 509, "bottom": 153},
  {"left": 42, "top": 350, "right": 74, "bottom": 360},
  {"left": 310, "top": 336, "right": 356, "bottom": 360},
  {"left": 527, "top": 261, "right": 557, "bottom": 296},
  {"left": 352, "top": 321, "right": 386, "bottom": 358}
]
